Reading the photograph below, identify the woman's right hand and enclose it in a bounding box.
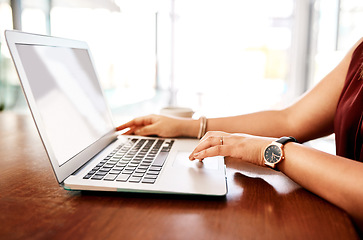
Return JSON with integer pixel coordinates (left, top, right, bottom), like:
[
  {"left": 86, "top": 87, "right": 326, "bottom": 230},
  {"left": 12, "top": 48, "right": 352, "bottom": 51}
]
[{"left": 116, "top": 114, "right": 199, "bottom": 138}]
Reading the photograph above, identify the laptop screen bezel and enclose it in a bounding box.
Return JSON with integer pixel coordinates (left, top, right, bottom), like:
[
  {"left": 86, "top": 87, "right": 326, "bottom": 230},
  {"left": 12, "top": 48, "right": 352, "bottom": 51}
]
[{"left": 5, "top": 30, "right": 117, "bottom": 184}]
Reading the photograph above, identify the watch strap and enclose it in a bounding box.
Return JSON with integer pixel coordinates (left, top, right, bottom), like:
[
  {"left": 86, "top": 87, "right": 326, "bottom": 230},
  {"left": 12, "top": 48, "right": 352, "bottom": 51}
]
[{"left": 275, "top": 136, "right": 298, "bottom": 145}]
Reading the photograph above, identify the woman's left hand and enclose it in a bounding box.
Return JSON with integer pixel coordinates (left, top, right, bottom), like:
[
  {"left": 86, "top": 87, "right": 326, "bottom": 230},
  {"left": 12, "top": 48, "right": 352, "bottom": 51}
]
[{"left": 189, "top": 131, "right": 274, "bottom": 167}]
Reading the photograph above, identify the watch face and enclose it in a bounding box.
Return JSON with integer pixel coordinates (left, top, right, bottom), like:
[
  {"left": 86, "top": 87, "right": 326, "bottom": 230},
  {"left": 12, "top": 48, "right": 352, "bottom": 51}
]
[{"left": 264, "top": 145, "right": 282, "bottom": 163}]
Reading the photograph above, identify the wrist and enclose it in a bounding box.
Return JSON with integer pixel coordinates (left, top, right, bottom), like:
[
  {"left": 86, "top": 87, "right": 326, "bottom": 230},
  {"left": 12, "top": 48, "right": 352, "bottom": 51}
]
[
  {"left": 179, "top": 118, "right": 200, "bottom": 138},
  {"left": 197, "top": 116, "right": 207, "bottom": 139},
  {"left": 263, "top": 136, "right": 298, "bottom": 170}
]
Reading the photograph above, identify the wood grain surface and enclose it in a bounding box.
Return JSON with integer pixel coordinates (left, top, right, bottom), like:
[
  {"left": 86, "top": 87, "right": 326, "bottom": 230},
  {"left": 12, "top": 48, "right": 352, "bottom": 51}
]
[{"left": 0, "top": 112, "right": 359, "bottom": 240}]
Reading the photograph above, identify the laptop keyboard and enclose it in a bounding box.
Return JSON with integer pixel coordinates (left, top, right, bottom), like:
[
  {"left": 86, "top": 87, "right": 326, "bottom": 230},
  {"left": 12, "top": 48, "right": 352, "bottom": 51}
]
[{"left": 83, "top": 138, "right": 174, "bottom": 184}]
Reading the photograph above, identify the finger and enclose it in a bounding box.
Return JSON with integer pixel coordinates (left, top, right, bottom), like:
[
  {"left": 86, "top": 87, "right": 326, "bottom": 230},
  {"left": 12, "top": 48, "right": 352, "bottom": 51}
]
[
  {"left": 116, "top": 119, "right": 136, "bottom": 131},
  {"left": 189, "top": 135, "right": 222, "bottom": 160},
  {"left": 133, "top": 115, "right": 154, "bottom": 126},
  {"left": 200, "top": 131, "right": 218, "bottom": 141},
  {"left": 192, "top": 145, "right": 228, "bottom": 161},
  {"left": 134, "top": 124, "right": 158, "bottom": 136},
  {"left": 122, "top": 127, "right": 136, "bottom": 135},
  {"left": 116, "top": 115, "right": 154, "bottom": 131}
]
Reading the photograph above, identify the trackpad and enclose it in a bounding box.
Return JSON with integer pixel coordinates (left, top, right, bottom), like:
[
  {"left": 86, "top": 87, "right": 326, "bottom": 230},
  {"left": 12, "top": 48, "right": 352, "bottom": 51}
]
[{"left": 172, "top": 151, "right": 219, "bottom": 170}]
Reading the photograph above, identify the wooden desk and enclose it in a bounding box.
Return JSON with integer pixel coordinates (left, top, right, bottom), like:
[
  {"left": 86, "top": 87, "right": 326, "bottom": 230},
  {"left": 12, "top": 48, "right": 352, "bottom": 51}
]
[{"left": 0, "top": 112, "right": 359, "bottom": 240}]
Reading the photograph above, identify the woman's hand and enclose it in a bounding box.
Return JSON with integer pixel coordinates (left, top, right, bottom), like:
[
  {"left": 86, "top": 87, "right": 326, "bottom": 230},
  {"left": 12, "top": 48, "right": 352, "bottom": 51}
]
[
  {"left": 189, "top": 131, "right": 274, "bottom": 167},
  {"left": 116, "top": 114, "right": 198, "bottom": 138}
]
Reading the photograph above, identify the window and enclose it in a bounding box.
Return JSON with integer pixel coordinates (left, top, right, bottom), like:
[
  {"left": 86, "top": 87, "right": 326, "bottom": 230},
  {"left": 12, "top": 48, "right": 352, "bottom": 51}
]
[
  {"left": 338, "top": 0, "right": 363, "bottom": 49},
  {"left": 1, "top": 0, "right": 362, "bottom": 119},
  {"left": 170, "top": 0, "right": 297, "bottom": 117},
  {"left": 51, "top": 1, "right": 157, "bottom": 111},
  {"left": 0, "top": 0, "right": 17, "bottom": 111},
  {"left": 309, "top": 0, "right": 363, "bottom": 88}
]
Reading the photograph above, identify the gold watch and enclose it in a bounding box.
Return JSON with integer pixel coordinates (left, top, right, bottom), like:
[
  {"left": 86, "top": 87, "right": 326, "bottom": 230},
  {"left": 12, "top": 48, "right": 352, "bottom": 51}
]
[{"left": 263, "top": 137, "right": 297, "bottom": 169}]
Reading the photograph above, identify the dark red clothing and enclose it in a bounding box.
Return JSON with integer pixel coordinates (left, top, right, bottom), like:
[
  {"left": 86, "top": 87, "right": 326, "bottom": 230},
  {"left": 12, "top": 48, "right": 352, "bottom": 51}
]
[{"left": 334, "top": 40, "right": 363, "bottom": 161}]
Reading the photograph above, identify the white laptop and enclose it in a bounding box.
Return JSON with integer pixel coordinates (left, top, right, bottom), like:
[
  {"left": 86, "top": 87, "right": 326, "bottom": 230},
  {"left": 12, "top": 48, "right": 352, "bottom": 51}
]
[{"left": 5, "top": 30, "right": 227, "bottom": 196}]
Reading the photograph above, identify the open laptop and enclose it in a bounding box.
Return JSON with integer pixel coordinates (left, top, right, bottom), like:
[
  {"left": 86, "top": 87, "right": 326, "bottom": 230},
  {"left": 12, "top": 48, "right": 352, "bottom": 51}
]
[{"left": 5, "top": 30, "right": 227, "bottom": 196}]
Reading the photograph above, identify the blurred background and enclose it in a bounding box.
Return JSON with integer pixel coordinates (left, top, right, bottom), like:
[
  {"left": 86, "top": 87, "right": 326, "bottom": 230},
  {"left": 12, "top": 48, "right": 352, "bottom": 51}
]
[{"left": 0, "top": 0, "right": 362, "bottom": 124}]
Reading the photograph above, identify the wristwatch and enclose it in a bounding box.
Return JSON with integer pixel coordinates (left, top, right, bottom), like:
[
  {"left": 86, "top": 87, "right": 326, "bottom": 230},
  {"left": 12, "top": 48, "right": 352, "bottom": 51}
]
[{"left": 263, "top": 136, "right": 297, "bottom": 169}]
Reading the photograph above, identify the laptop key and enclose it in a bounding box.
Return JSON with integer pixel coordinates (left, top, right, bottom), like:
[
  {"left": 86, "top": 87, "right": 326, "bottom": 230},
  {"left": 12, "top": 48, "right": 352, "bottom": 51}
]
[
  {"left": 142, "top": 178, "right": 156, "bottom": 184},
  {"left": 129, "top": 177, "right": 142, "bottom": 183},
  {"left": 83, "top": 174, "right": 93, "bottom": 179},
  {"left": 144, "top": 174, "right": 158, "bottom": 179},
  {"left": 135, "top": 169, "right": 147, "bottom": 173},
  {"left": 125, "top": 167, "right": 136, "bottom": 171},
  {"left": 113, "top": 167, "right": 124, "bottom": 171},
  {"left": 147, "top": 170, "right": 159, "bottom": 175},
  {"left": 116, "top": 163, "right": 127, "bottom": 167},
  {"left": 91, "top": 175, "right": 104, "bottom": 180},
  {"left": 127, "top": 163, "right": 139, "bottom": 167},
  {"left": 110, "top": 169, "right": 122, "bottom": 175},
  {"left": 95, "top": 171, "right": 108, "bottom": 176},
  {"left": 116, "top": 174, "right": 131, "bottom": 182},
  {"left": 149, "top": 166, "right": 162, "bottom": 171},
  {"left": 132, "top": 173, "right": 144, "bottom": 177},
  {"left": 152, "top": 151, "right": 169, "bottom": 167},
  {"left": 100, "top": 167, "right": 112, "bottom": 172},
  {"left": 104, "top": 173, "right": 118, "bottom": 181},
  {"left": 122, "top": 170, "right": 134, "bottom": 174}
]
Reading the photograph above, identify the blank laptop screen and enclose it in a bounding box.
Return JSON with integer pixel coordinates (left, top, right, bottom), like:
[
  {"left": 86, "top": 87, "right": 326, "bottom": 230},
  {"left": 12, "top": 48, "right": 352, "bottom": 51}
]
[{"left": 16, "top": 44, "right": 114, "bottom": 166}]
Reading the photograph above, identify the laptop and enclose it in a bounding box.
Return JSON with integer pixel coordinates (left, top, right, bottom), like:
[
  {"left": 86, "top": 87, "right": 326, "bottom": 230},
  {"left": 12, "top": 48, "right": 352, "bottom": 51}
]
[{"left": 5, "top": 30, "right": 227, "bottom": 196}]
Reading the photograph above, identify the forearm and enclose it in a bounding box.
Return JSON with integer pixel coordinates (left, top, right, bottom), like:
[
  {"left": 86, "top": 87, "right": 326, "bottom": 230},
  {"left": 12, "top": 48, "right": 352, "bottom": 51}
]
[
  {"left": 180, "top": 110, "right": 289, "bottom": 138},
  {"left": 183, "top": 107, "right": 330, "bottom": 141},
  {"left": 279, "top": 143, "right": 363, "bottom": 228},
  {"left": 206, "top": 110, "right": 292, "bottom": 138}
]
